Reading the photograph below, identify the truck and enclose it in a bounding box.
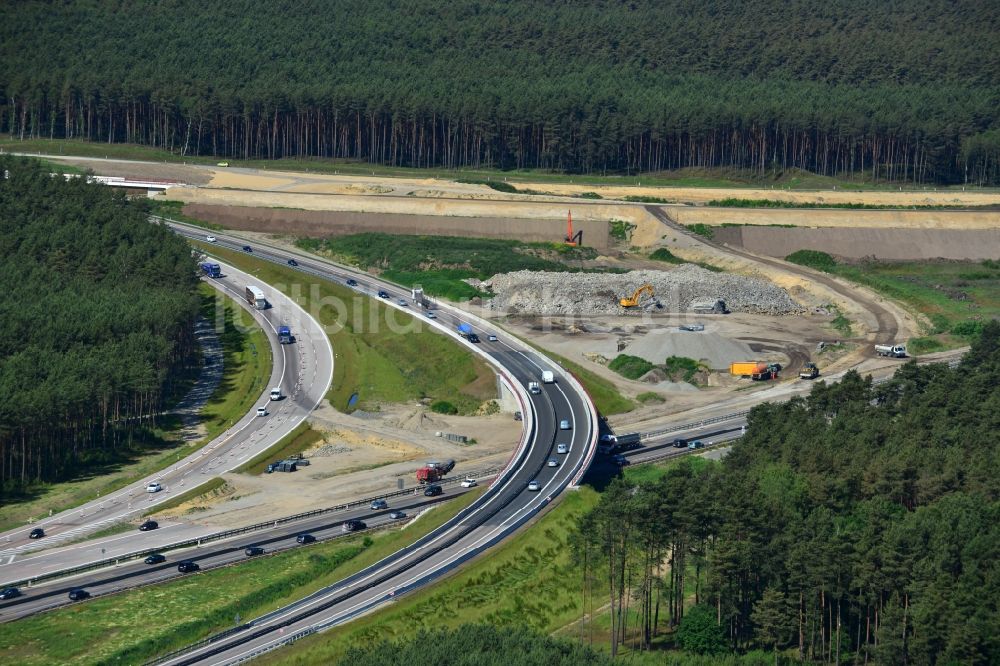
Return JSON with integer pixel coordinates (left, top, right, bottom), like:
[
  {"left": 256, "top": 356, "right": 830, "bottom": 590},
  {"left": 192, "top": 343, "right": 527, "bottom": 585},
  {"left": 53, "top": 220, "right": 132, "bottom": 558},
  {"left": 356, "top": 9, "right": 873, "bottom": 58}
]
[
  {"left": 199, "top": 262, "right": 221, "bottom": 278},
  {"left": 541, "top": 370, "right": 555, "bottom": 384},
  {"left": 875, "top": 344, "right": 907, "bottom": 358},
  {"left": 799, "top": 362, "right": 819, "bottom": 379},
  {"left": 752, "top": 363, "right": 781, "bottom": 381},
  {"left": 245, "top": 286, "right": 267, "bottom": 310},
  {"left": 731, "top": 362, "right": 780, "bottom": 380},
  {"left": 598, "top": 432, "right": 642, "bottom": 454},
  {"left": 456, "top": 322, "right": 473, "bottom": 338},
  {"left": 730, "top": 362, "right": 768, "bottom": 377},
  {"left": 278, "top": 325, "right": 293, "bottom": 344},
  {"left": 416, "top": 466, "right": 444, "bottom": 484},
  {"left": 426, "top": 459, "right": 455, "bottom": 474},
  {"left": 527, "top": 381, "right": 541, "bottom": 395}
]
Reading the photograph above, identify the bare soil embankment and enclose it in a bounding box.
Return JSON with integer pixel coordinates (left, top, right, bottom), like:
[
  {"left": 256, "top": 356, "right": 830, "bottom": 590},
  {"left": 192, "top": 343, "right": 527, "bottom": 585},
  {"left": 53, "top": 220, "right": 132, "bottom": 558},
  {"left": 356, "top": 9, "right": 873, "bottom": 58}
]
[
  {"left": 182, "top": 203, "right": 612, "bottom": 250},
  {"left": 713, "top": 225, "right": 1000, "bottom": 261},
  {"left": 670, "top": 205, "right": 1000, "bottom": 231}
]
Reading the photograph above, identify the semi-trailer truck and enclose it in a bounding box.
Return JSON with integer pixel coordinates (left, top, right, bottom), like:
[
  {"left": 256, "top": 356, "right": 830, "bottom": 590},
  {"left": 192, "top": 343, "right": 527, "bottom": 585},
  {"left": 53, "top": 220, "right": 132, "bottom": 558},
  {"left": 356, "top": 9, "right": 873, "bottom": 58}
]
[
  {"left": 598, "top": 432, "right": 642, "bottom": 454},
  {"left": 245, "top": 286, "right": 267, "bottom": 310},
  {"left": 200, "top": 262, "right": 221, "bottom": 278}
]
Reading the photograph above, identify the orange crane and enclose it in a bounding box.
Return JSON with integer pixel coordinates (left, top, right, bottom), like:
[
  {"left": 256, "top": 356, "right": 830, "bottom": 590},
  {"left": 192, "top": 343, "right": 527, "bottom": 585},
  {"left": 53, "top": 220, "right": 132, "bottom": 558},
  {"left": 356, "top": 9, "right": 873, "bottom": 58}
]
[
  {"left": 564, "top": 210, "right": 583, "bottom": 246},
  {"left": 620, "top": 284, "right": 655, "bottom": 307}
]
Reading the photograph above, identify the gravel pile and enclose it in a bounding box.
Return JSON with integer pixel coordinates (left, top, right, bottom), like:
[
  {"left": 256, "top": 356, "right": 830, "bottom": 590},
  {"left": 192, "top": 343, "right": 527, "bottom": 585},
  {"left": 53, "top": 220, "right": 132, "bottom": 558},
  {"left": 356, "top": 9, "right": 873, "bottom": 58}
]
[
  {"left": 310, "top": 444, "right": 353, "bottom": 457},
  {"left": 483, "top": 266, "right": 802, "bottom": 316}
]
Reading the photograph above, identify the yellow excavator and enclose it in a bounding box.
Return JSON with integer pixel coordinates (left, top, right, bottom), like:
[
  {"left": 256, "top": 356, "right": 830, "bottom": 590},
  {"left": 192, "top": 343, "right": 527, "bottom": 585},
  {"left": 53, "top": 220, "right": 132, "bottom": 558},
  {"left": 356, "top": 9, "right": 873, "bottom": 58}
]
[{"left": 620, "top": 284, "right": 655, "bottom": 308}]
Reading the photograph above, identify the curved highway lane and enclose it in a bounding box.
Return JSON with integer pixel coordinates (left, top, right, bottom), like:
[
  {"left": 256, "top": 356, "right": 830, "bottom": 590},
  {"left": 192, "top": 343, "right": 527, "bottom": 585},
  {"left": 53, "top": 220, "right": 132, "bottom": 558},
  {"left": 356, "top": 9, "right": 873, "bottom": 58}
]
[
  {"left": 0, "top": 261, "right": 333, "bottom": 563},
  {"left": 146, "top": 221, "right": 598, "bottom": 665}
]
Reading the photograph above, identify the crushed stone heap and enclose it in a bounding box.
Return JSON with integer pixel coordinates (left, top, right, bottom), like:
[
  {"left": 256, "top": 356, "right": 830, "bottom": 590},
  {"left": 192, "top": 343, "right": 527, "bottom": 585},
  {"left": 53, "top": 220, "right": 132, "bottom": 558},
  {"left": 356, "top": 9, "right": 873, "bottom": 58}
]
[{"left": 482, "top": 265, "right": 803, "bottom": 316}]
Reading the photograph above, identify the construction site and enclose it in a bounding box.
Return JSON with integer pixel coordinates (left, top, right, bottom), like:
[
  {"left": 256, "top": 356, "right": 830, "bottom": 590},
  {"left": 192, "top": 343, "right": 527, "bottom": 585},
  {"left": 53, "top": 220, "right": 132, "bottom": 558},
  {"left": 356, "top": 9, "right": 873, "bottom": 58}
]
[{"left": 36, "top": 154, "right": 976, "bottom": 525}]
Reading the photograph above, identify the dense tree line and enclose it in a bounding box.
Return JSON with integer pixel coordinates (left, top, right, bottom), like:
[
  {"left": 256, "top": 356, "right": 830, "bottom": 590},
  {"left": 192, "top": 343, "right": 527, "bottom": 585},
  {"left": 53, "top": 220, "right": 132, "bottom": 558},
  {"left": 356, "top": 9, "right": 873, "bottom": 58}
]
[
  {"left": 0, "top": 157, "right": 200, "bottom": 490},
  {"left": 1, "top": 1, "right": 999, "bottom": 184},
  {"left": 575, "top": 322, "right": 1000, "bottom": 663}
]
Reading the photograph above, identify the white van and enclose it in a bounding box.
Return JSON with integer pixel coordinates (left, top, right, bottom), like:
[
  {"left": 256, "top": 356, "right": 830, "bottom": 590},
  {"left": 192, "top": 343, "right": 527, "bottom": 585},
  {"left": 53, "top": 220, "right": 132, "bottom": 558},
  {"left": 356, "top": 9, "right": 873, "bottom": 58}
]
[{"left": 270, "top": 387, "right": 282, "bottom": 401}]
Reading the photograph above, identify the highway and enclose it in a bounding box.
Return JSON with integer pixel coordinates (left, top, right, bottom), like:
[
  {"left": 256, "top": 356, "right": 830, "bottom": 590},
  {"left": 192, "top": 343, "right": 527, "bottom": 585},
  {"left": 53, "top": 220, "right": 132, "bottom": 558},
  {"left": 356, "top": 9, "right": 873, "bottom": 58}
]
[
  {"left": 0, "top": 485, "right": 478, "bottom": 622},
  {"left": 119, "top": 221, "right": 597, "bottom": 665},
  {"left": 0, "top": 261, "right": 334, "bottom": 564}
]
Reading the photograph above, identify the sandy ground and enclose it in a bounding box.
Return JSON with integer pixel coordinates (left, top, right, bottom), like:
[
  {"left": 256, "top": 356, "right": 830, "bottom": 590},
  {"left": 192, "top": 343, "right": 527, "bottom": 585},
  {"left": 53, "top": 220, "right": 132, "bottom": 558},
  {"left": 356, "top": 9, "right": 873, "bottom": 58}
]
[
  {"left": 180, "top": 203, "right": 613, "bottom": 250},
  {"left": 27, "top": 155, "right": 969, "bottom": 536},
  {"left": 154, "top": 403, "right": 521, "bottom": 526},
  {"left": 54, "top": 157, "right": 213, "bottom": 185},
  {"left": 511, "top": 181, "right": 1000, "bottom": 208},
  {"left": 200, "top": 165, "right": 1000, "bottom": 209}
]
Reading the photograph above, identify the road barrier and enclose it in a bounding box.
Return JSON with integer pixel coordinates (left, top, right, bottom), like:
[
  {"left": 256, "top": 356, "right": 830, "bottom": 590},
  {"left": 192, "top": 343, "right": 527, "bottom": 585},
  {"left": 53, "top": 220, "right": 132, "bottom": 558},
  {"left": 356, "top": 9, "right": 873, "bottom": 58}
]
[{"left": 1, "top": 468, "right": 500, "bottom": 590}]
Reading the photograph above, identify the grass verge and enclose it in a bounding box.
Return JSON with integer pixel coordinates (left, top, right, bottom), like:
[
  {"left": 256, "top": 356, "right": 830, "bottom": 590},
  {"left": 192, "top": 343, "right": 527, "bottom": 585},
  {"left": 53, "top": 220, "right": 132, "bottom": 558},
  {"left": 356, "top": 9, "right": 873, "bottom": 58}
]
[
  {"left": 144, "top": 477, "right": 227, "bottom": 517},
  {"left": 258, "top": 456, "right": 719, "bottom": 666},
  {"left": 234, "top": 423, "right": 323, "bottom": 475},
  {"left": 785, "top": 253, "right": 1000, "bottom": 350},
  {"left": 709, "top": 197, "right": 993, "bottom": 210},
  {"left": 297, "top": 233, "right": 597, "bottom": 302},
  {"left": 0, "top": 488, "right": 485, "bottom": 665},
  {"left": 194, "top": 242, "right": 496, "bottom": 414},
  {"left": 195, "top": 285, "right": 273, "bottom": 443},
  {"left": 0, "top": 287, "right": 270, "bottom": 533},
  {"left": 256, "top": 488, "right": 600, "bottom": 666}
]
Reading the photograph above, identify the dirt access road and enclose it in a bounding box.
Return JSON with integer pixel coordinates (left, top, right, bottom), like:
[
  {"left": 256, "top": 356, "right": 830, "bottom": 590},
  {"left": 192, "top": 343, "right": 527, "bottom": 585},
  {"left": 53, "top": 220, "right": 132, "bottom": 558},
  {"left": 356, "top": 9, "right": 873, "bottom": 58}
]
[{"left": 645, "top": 206, "right": 900, "bottom": 349}]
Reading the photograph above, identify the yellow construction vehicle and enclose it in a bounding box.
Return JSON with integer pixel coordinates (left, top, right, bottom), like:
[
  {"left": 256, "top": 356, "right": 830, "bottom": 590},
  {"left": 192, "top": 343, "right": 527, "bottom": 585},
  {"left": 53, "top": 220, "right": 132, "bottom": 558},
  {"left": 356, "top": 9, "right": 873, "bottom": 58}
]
[{"left": 620, "top": 284, "right": 655, "bottom": 307}]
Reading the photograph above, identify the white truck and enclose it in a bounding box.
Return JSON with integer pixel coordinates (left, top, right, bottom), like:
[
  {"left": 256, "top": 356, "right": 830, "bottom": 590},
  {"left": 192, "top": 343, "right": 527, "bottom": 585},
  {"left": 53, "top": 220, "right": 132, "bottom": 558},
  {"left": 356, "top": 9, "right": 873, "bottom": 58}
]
[
  {"left": 541, "top": 370, "right": 555, "bottom": 384},
  {"left": 875, "top": 344, "right": 907, "bottom": 358},
  {"left": 527, "top": 381, "right": 541, "bottom": 395}
]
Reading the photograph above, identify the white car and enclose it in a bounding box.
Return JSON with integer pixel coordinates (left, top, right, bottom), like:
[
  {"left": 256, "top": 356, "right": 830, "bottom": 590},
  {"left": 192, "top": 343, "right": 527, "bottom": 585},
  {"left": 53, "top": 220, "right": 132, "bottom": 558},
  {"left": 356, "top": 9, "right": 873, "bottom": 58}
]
[
  {"left": 256, "top": 407, "right": 267, "bottom": 417},
  {"left": 146, "top": 482, "right": 162, "bottom": 493},
  {"left": 559, "top": 419, "right": 571, "bottom": 430},
  {"left": 205, "top": 235, "right": 217, "bottom": 243},
  {"left": 460, "top": 478, "right": 478, "bottom": 488},
  {"left": 547, "top": 459, "right": 559, "bottom": 468},
  {"left": 487, "top": 334, "right": 498, "bottom": 342},
  {"left": 556, "top": 443, "right": 569, "bottom": 454},
  {"left": 527, "top": 480, "right": 541, "bottom": 492}
]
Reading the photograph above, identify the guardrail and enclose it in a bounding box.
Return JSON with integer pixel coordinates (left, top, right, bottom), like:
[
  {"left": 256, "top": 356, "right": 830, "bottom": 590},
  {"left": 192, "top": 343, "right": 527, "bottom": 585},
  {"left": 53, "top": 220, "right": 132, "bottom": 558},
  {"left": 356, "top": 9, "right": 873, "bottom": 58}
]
[
  {"left": 638, "top": 410, "right": 751, "bottom": 441},
  {"left": 2, "top": 467, "right": 500, "bottom": 590}
]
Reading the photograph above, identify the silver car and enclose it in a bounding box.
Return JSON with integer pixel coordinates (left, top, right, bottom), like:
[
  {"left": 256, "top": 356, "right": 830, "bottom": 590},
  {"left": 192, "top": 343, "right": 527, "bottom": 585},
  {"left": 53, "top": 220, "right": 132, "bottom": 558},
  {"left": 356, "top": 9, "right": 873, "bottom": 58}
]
[
  {"left": 559, "top": 419, "right": 571, "bottom": 430},
  {"left": 527, "top": 480, "right": 541, "bottom": 491}
]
